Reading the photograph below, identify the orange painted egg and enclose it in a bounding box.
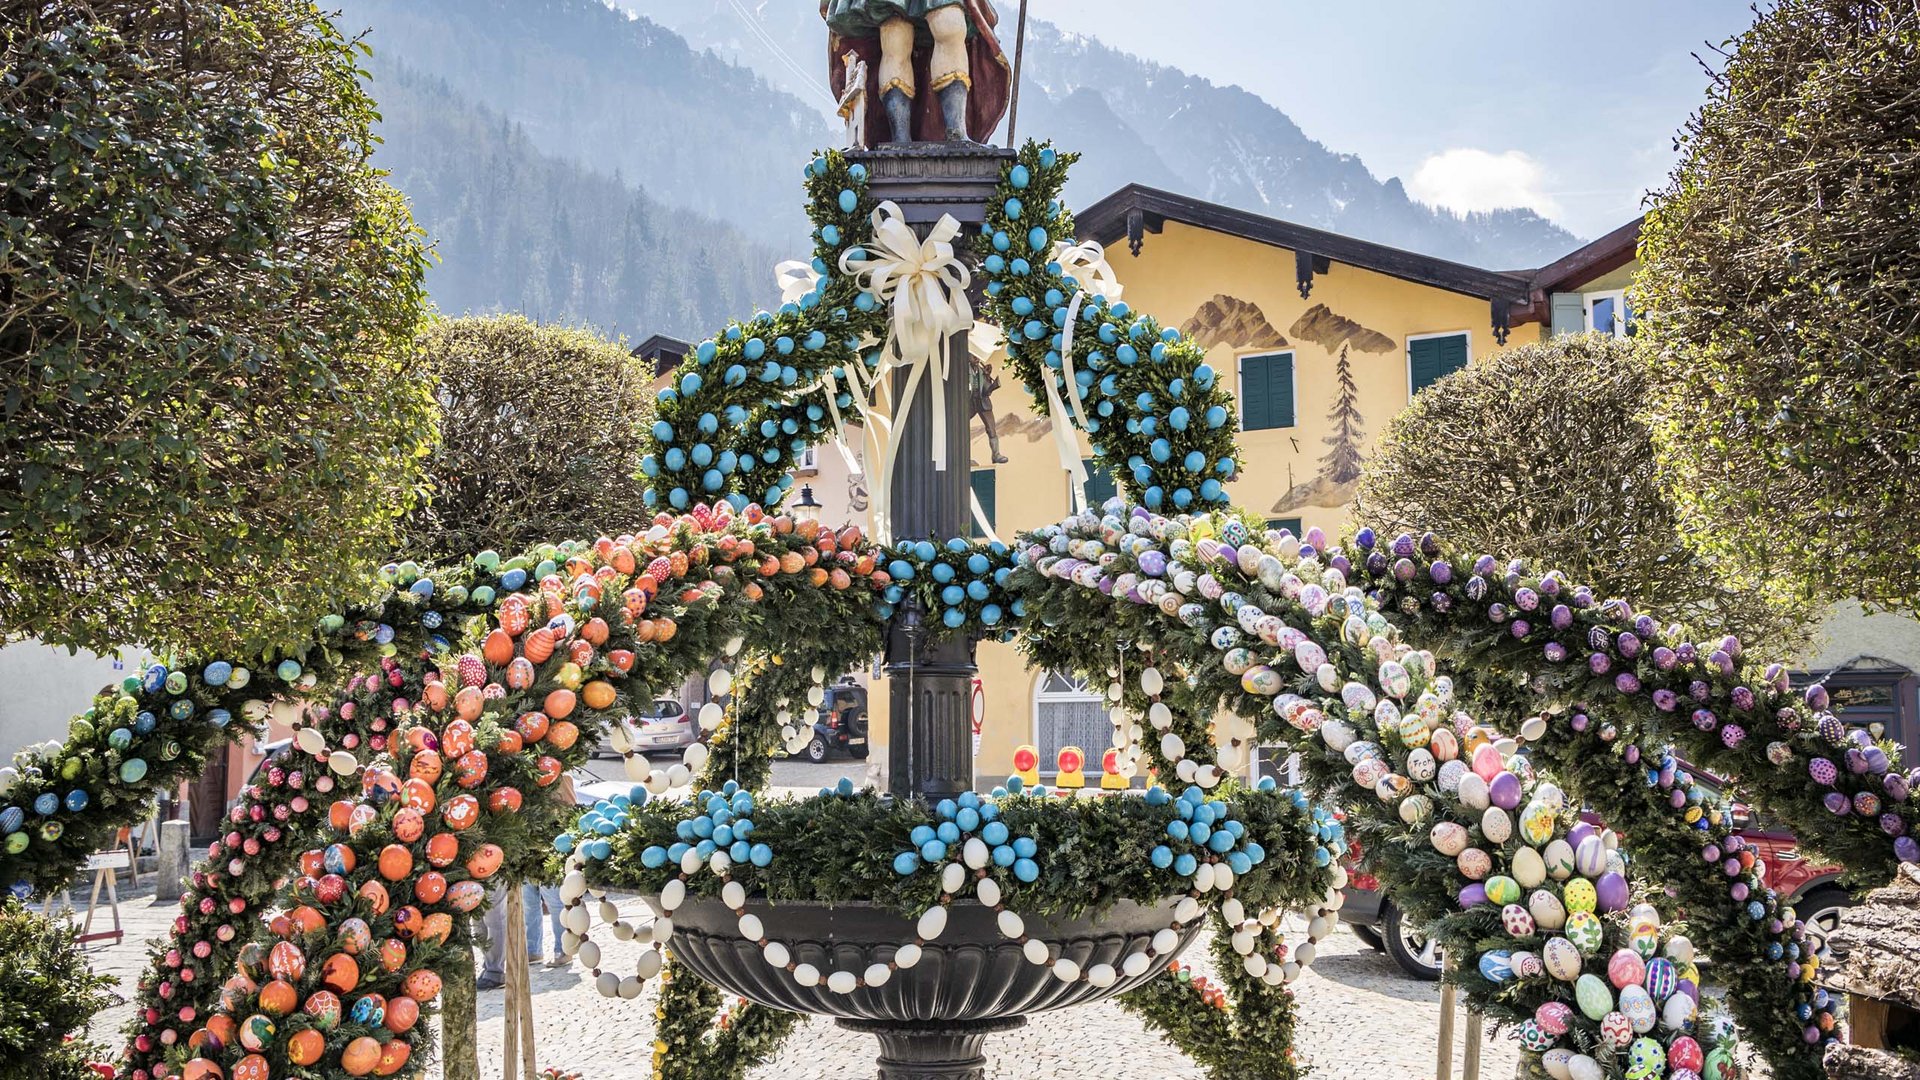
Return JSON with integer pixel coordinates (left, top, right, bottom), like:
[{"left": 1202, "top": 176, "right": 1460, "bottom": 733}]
[
  {"left": 402, "top": 968, "right": 443, "bottom": 1002},
  {"left": 608, "top": 649, "right": 635, "bottom": 673},
  {"left": 652, "top": 617, "right": 677, "bottom": 642},
  {"left": 383, "top": 995, "right": 421, "bottom": 1034},
  {"left": 446, "top": 880, "right": 486, "bottom": 913},
  {"left": 414, "top": 871, "right": 448, "bottom": 905},
  {"left": 378, "top": 939, "right": 408, "bottom": 972},
  {"left": 403, "top": 726, "right": 436, "bottom": 753},
  {"left": 419, "top": 912, "right": 454, "bottom": 944},
  {"left": 453, "top": 750, "right": 488, "bottom": 788},
  {"left": 482, "top": 628, "right": 515, "bottom": 666},
  {"left": 268, "top": 941, "right": 307, "bottom": 981},
  {"left": 204, "top": 1014, "right": 236, "bottom": 1049},
  {"left": 487, "top": 787, "right": 523, "bottom": 814},
  {"left": 357, "top": 879, "right": 391, "bottom": 915},
  {"left": 498, "top": 596, "right": 530, "bottom": 635},
  {"left": 423, "top": 680, "right": 448, "bottom": 711},
  {"left": 495, "top": 730, "right": 524, "bottom": 755},
  {"left": 568, "top": 639, "right": 596, "bottom": 667},
  {"left": 441, "top": 720, "right": 475, "bottom": 759},
  {"left": 268, "top": 912, "right": 293, "bottom": 938},
  {"left": 391, "top": 808, "right": 425, "bottom": 843},
  {"left": 289, "top": 905, "right": 326, "bottom": 935},
  {"left": 523, "top": 628, "right": 555, "bottom": 663},
  {"left": 465, "top": 843, "right": 504, "bottom": 879},
  {"left": 505, "top": 656, "right": 536, "bottom": 690},
  {"left": 377, "top": 844, "right": 413, "bottom": 881},
  {"left": 299, "top": 849, "right": 326, "bottom": 879},
  {"left": 341, "top": 1035, "right": 383, "bottom": 1076},
  {"left": 348, "top": 803, "right": 381, "bottom": 836},
  {"left": 337, "top": 917, "right": 373, "bottom": 954},
  {"left": 321, "top": 952, "right": 360, "bottom": 994},
  {"left": 180, "top": 1060, "right": 224, "bottom": 1080},
  {"left": 534, "top": 756, "right": 562, "bottom": 786},
  {"left": 546, "top": 720, "right": 579, "bottom": 751},
  {"left": 581, "top": 617, "right": 610, "bottom": 645},
  {"left": 303, "top": 990, "right": 343, "bottom": 1030},
  {"left": 515, "top": 711, "right": 550, "bottom": 743},
  {"left": 323, "top": 843, "right": 356, "bottom": 875},
  {"left": 453, "top": 686, "right": 484, "bottom": 720},
  {"left": 238, "top": 1013, "right": 275, "bottom": 1051},
  {"left": 400, "top": 778, "right": 436, "bottom": 815},
  {"left": 424, "top": 832, "right": 459, "bottom": 867},
  {"left": 441, "top": 794, "right": 480, "bottom": 830},
  {"left": 408, "top": 750, "right": 443, "bottom": 785},
  {"left": 288, "top": 1028, "right": 327, "bottom": 1066},
  {"left": 361, "top": 767, "right": 400, "bottom": 801},
  {"left": 219, "top": 973, "right": 257, "bottom": 1013},
  {"left": 544, "top": 689, "right": 577, "bottom": 719},
  {"left": 374, "top": 1039, "right": 412, "bottom": 1076},
  {"left": 328, "top": 801, "right": 356, "bottom": 831},
  {"left": 257, "top": 979, "right": 298, "bottom": 1016},
  {"left": 231, "top": 1054, "right": 271, "bottom": 1080},
  {"left": 237, "top": 941, "right": 267, "bottom": 976},
  {"left": 391, "top": 905, "right": 424, "bottom": 938}
]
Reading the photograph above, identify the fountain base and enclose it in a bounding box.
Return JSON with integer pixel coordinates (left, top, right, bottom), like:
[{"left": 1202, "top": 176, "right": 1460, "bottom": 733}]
[{"left": 838, "top": 1016, "right": 1026, "bottom": 1080}]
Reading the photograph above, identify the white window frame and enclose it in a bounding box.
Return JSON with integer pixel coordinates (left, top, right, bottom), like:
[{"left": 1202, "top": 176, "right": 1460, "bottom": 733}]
[
  {"left": 1584, "top": 290, "right": 1629, "bottom": 337},
  {"left": 795, "top": 444, "right": 820, "bottom": 475},
  {"left": 1405, "top": 330, "right": 1472, "bottom": 400},
  {"left": 1031, "top": 670, "right": 1105, "bottom": 778},
  {"left": 1236, "top": 349, "right": 1297, "bottom": 431}
]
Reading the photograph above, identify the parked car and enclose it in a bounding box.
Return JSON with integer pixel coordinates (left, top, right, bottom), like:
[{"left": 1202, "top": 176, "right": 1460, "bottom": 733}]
[
  {"left": 1341, "top": 766, "right": 1853, "bottom": 980},
  {"left": 593, "top": 698, "right": 699, "bottom": 758},
  {"left": 794, "top": 681, "right": 869, "bottom": 763}
]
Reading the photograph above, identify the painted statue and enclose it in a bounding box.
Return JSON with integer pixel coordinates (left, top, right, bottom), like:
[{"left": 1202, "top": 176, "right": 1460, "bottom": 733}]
[
  {"left": 969, "top": 352, "right": 1008, "bottom": 464},
  {"left": 823, "top": 0, "right": 1011, "bottom": 146}
]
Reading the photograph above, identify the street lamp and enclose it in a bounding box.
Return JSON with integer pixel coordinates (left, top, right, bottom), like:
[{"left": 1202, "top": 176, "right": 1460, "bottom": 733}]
[{"left": 791, "top": 483, "right": 823, "bottom": 524}]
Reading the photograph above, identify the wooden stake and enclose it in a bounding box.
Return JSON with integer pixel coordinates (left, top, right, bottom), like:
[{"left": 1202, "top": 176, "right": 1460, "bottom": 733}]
[
  {"left": 1462, "top": 1006, "right": 1483, "bottom": 1080},
  {"left": 503, "top": 887, "right": 533, "bottom": 1080},
  {"left": 1435, "top": 981, "right": 1455, "bottom": 1080},
  {"left": 1005, "top": 0, "right": 1030, "bottom": 146}
]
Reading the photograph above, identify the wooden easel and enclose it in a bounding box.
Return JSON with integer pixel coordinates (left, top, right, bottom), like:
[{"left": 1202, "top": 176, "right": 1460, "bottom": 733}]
[
  {"left": 501, "top": 887, "right": 538, "bottom": 1080},
  {"left": 43, "top": 850, "right": 129, "bottom": 947}
]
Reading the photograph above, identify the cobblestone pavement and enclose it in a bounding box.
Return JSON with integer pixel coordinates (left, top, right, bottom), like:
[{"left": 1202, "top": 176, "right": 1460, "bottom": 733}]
[{"left": 77, "top": 878, "right": 1521, "bottom": 1080}]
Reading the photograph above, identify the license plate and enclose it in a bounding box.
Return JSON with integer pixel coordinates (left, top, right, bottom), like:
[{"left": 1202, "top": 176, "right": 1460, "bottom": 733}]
[{"left": 848, "top": 738, "right": 867, "bottom": 746}]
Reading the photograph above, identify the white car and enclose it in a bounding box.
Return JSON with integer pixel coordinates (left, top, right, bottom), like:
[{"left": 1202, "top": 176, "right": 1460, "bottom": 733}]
[{"left": 593, "top": 699, "right": 698, "bottom": 758}]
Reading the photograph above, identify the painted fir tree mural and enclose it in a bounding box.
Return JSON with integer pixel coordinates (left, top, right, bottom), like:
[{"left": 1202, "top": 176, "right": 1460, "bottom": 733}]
[{"left": 1320, "top": 344, "right": 1365, "bottom": 484}]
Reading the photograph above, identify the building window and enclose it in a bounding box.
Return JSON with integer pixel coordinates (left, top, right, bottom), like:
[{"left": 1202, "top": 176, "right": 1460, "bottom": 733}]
[
  {"left": 1408, "top": 332, "right": 1470, "bottom": 395},
  {"left": 969, "top": 468, "right": 996, "bottom": 539},
  {"left": 1238, "top": 351, "right": 1296, "bottom": 431},
  {"left": 1081, "top": 457, "right": 1118, "bottom": 511},
  {"left": 796, "top": 445, "right": 819, "bottom": 474},
  {"left": 1033, "top": 670, "right": 1107, "bottom": 778},
  {"left": 1585, "top": 290, "right": 1635, "bottom": 337},
  {"left": 1266, "top": 517, "right": 1303, "bottom": 537}
]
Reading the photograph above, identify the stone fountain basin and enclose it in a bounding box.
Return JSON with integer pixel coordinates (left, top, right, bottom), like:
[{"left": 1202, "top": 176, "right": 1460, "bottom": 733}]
[{"left": 668, "top": 896, "right": 1201, "bottom": 1021}]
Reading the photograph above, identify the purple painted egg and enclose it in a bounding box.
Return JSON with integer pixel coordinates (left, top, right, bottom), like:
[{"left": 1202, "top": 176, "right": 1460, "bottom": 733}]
[
  {"left": 1489, "top": 771, "right": 1523, "bottom": 810},
  {"left": 1644, "top": 957, "right": 1677, "bottom": 1000},
  {"left": 1593, "top": 871, "right": 1629, "bottom": 913},
  {"left": 1458, "top": 882, "right": 1488, "bottom": 909}
]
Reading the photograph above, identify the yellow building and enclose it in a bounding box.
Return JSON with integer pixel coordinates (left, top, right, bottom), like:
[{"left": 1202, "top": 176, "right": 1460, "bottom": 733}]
[{"left": 641, "top": 197, "right": 1648, "bottom": 789}]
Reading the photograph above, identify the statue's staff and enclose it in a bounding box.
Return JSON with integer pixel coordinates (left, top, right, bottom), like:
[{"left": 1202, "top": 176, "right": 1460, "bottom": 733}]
[{"left": 1006, "top": 0, "right": 1029, "bottom": 146}]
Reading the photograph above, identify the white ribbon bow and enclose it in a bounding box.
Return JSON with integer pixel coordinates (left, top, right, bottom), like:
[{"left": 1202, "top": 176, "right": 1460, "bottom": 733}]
[{"left": 775, "top": 260, "right": 820, "bottom": 306}]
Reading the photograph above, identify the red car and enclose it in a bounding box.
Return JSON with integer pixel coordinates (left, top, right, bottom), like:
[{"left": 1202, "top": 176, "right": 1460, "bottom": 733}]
[{"left": 1340, "top": 770, "right": 1853, "bottom": 980}]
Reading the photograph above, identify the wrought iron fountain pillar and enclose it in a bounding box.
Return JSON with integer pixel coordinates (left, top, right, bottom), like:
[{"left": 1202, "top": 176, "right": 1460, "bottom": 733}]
[{"left": 857, "top": 143, "right": 1018, "bottom": 805}]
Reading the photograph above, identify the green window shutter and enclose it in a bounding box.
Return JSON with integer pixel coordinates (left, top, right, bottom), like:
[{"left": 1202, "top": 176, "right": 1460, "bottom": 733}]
[
  {"left": 1082, "top": 458, "right": 1118, "bottom": 509},
  {"left": 1239, "top": 352, "right": 1294, "bottom": 430},
  {"left": 1549, "top": 292, "right": 1585, "bottom": 336},
  {"left": 1409, "top": 335, "right": 1469, "bottom": 394},
  {"left": 969, "top": 469, "right": 996, "bottom": 538},
  {"left": 1266, "top": 517, "right": 1303, "bottom": 536}
]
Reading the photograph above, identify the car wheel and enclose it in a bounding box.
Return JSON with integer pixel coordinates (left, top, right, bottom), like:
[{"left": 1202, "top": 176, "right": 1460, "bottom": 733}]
[
  {"left": 806, "top": 735, "right": 831, "bottom": 764},
  {"left": 1382, "top": 901, "right": 1442, "bottom": 981},
  {"left": 850, "top": 745, "right": 870, "bottom": 759},
  {"left": 1796, "top": 886, "right": 1854, "bottom": 961},
  {"left": 1350, "top": 923, "right": 1386, "bottom": 952}
]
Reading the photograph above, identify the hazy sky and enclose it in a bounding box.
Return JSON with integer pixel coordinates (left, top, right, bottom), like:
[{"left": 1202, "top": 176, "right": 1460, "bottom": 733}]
[{"left": 1030, "top": 1, "right": 1755, "bottom": 238}]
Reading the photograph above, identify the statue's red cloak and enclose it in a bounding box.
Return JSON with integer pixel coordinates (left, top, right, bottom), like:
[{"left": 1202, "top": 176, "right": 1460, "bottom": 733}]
[{"left": 827, "top": 0, "right": 1011, "bottom": 145}]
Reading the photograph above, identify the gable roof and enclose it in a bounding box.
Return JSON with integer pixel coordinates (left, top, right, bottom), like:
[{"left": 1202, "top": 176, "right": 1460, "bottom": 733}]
[{"left": 632, "top": 333, "right": 692, "bottom": 378}]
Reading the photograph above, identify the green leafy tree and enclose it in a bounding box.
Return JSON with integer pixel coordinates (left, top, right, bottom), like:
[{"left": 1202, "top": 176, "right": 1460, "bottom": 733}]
[
  {"left": 399, "top": 316, "right": 656, "bottom": 562},
  {"left": 0, "top": 1, "right": 436, "bottom": 657},
  {"left": 1637, "top": 0, "right": 1920, "bottom": 610},
  {"left": 1354, "top": 333, "right": 1813, "bottom": 652},
  {"left": 0, "top": 899, "right": 117, "bottom": 1080}
]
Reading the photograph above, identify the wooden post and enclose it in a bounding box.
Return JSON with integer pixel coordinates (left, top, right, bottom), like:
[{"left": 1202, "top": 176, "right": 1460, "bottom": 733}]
[
  {"left": 502, "top": 886, "right": 534, "bottom": 1080},
  {"left": 1462, "top": 1006, "right": 1483, "bottom": 1080},
  {"left": 1434, "top": 981, "right": 1455, "bottom": 1080}
]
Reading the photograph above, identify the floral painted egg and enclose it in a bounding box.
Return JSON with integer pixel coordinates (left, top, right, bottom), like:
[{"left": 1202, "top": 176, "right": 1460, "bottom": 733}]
[
  {"left": 1541, "top": 1049, "right": 1576, "bottom": 1080},
  {"left": 1542, "top": 839, "right": 1576, "bottom": 879},
  {"left": 1341, "top": 681, "right": 1377, "bottom": 712},
  {"left": 419, "top": 912, "right": 454, "bottom": 945},
  {"left": 303, "top": 990, "right": 342, "bottom": 1031},
  {"left": 1598, "top": 1010, "right": 1634, "bottom": 1049},
  {"left": 1516, "top": 1020, "right": 1555, "bottom": 1051},
  {"left": 465, "top": 842, "right": 504, "bottom": 879},
  {"left": 1529, "top": 889, "right": 1568, "bottom": 931},
  {"left": 1562, "top": 878, "right": 1597, "bottom": 914},
  {"left": 1477, "top": 949, "right": 1514, "bottom": 983},
  {"left": 338, "top": 918, "right": 373, "bottom": 955},
  {"left": 1619, "top": 984, "right": 1657, "bottom": 1033},
  {"left": 1660, "top": 990, "right": 1696, "bottom": 1032},
  {"left": 425, "top": 832, "right": 460, "bottom": 867},
  {"left": 1629, "top": 919, "right": 1661, "bottom": 960},
  {"left": 441, "top": 720, "right": 476, "bottom": 759},
  {"left": 1573, "top": 835, "right": 1608, "bottom": 877},
  {"left": 1457, "top": 772, "right": 1490, "bottom": 811},
  {"left": 1519, "top": 801, "right": 1558, "bottom": 847},
  {"left": 1574, "top": 973, "right": 1614, "bottom": 1021},
  {"left": 350, "top": 993, "right": 387, "bottom": 1027},
  {"left": 1484, "top": 875, "right": 1521, "bottom": 905},
  {"left": 232, "top": 1054, "right": 272, "bottom": 1080},
  {"left": 1430, "top": 821, "right": 1470, "bottom": 857},
  {"left": 415, "top": 872, "right": 447, "bottom": 906},
  {"left": 1378, "top": 659, "right": 1411, "bottom": 698},
  {"left": 1668, "top": 1035, "right": 1704, "bottom": 1073},
  {"left": 1607, "top": 948, "right": 1646, "bottom": 989},
  {"left": 238, "top": 1013, "right": 275, "bottom": 1052},
  {"left": 1511, "top": 950, "right": 1544, "bottom": 979},
  {"left": 447, "top": 880, "right": 487, "bottom": 913},
  {"left": 268, "top": 941, "right": 306, "bottom": 981},
  {"left": 1644, "top": 957, "right": 1677, "bottom": 1001},
  {"left": 1352, "top": 758, "right": 1391, "bottom": 789},
  {"left": 1456, "top": 847, "right": 1492, "bottom": 880},
  {"left": 1625, "top": 1036, "right": 1666, "bottom": 1080},
  {"left": 403, "top": 968, "right": 443, "bottom": 1001},
  {"left": 1565, "top": 911, "right": 1604, "bottom": 954},
  {"left": 1543, "top": 937, "right": 1583, "bottom": 981},
  {"left": 1535, "top": 1001, "right": 1574, "bottom": 1035},
  {"left": 1501, "top": 904, "right": 1536, "bottom": 937},
  {"left": 1511, "top": 846, "right": 1547, "bottom": 889},
  {"left": 1703, "top": 1048, "right": 1738, "bottom": 1080},
  {"left": 1481, "top": 806, "right": 1514, "bottom": 844}
]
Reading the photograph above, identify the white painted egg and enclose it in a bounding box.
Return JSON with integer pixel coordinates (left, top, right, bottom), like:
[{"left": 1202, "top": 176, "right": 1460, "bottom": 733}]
[
  {"left": 1457, "top": 772, "right": 1490, "bottom": 810},
  {"left": 1542, "top": 839, "right": 1576, "bottom": 880},
  {"left": 1543, "top": 936, "right": 1583, "bottom": 981},
  {"left": 1430, "top": 821, "right": 1470, "bottom": 857},
  {"left": 1480, "top": 806, "right": 1513, "bottom": 844},
  {"left": 1511, "top": 846, "right": 1547, "bottom": 889},
  {"left": 1406, "top": 748, "right": 1437, "bottom": 781},
  {"left": 1436, "top": 759, "right": 1468, "bottom": 793},
  {"left": 1567, "top": 1054, "right": 1603, "bottom": 1080},
  {"left": 1542, "top": 1049, "right": 1575, "bottom": 1080},
  {"left": 1529, "top": 889, "right": 1568, "bottom": 931},
  {"left": 1620, "top": 984, "right": 1657, "bottom": 1033}
]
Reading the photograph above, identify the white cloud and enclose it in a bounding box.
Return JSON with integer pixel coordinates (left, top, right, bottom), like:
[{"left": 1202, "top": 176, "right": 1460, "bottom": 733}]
[{"left": 1406, "top": 148, "right": 1561, "bottom": 220}]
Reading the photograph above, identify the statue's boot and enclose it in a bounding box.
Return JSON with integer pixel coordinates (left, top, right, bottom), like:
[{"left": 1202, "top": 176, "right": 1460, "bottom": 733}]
[
  {"left": 882, "top": 88, "right": 913, "bottom": 144},
  {"left": 938, "top": 81, "right": 973, "bottom": 143}
]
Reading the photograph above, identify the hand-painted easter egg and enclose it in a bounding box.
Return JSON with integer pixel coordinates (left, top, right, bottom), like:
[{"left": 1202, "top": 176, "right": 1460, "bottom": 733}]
[
  {"left": 454, "top": 749, "right": 489, "bottom": 788},
  {"left": 1574, "top": 973, "right": 1615, "bottom": 1020},
  {"left": 425, "top": 832, "right": 460, "bottom": 867},
  {"left": 1565, "top": 910, "right": 1605, "bottom": 954},
  {"left": 358, "top": 879, "right": 391, "bottom": 915},
  {"left": 446, "top": 880, "right": 487, "bottom": 913},
  {"left": 414, "top": 871, "right": 447, "bottom": 906},
  {"left": 374, "top": 1038, "right": 412, "bottom": 1076},
  {"left": 385, "top": 994, "right": 421, "bottom": 1034},
  {"left": 1668, "top": 1036, "right": 1704, "bottom": 1072},
  {"left": 232, "top": 1054, "right": 271, "bottom": 1080},
  {"left": 1516, "top": 1020, "right": 1556, "bottom": 1051},
  {"left": 1593, "top": 871, "right": 1629, "bottom": 913},
  {"left": 257, "top": 978, "right": 298, "bottom": 1016},
  {"left": 338, "top": 918, "right": 373, "bottom": 955},
  {"left": 1644, "top": 957, "right": 1677, "bottom": 1001},
  {"left": 1599, "top": 1010, "right": 1634, "bottom": 1049},
  {"left": 1573, "top": 835, "right": 1608, "bottom": 877},
  {"left": 378, "top": 844, "right": 413, "bottom": 882},
  {"left": 1456, "top": 847, "right": 1492, "bottom": 880},
  {"left": 1512, "top": 846, "right": 1547, "bottom": 889},
  {"left": 1543, "top": 936, "right": 1583, "bottom": 981},
  {"left": 1542, "top": 839, "right": 1576, "bottom": 879},
  {"left": 465, "top": 842, "right": 504, "bottom": 879},
  {"left": 1535, "top": 1001, "right": 1574, "bottom": 1035},
  {"left": 303, "top": 990, "right": 342, "bottom": 1030},
  {"left": 1484, "top": 875, "right": 1520, "bottom": 905},
  {"left": 379, "top": 938, "right": 408, "bottom": 972},
  {"left": 1477, "top": 949, "right": 1514, "bottom": 983},
  {"left": 342, "top": 1035, "right": 383, "bottom": 1076},
  {"left": 1501, "top": 904, "right": 1536, "bottom": 937},
  {"left": 288, "top": 1027, "right": 326, "bottom": 1066},
  {"left": 1664, "top": 935, "right": 1695, "bottom": 966},
  {"left": 1620, "top": 983, "right": 1657, "bottom": 1033},
  {"left": 1437, "top": 759, "right": 1468, "bottom": 793},
  {"left": 350, "top": 993, "right": 387, "bottom": 1027},
  {"left": 1457, "top": 772, "right": 1490, "bottom": 810},
  {"left": 1430, "top": 821, "right": 1470, "bottom": 857},
  {"left": 1398, "top": 794, "right": 1433, "bottom": 824},
  {"left": 1406, "top": 748, "right": 1437, "bottom": 781},
  {"left": 268, "top": 941, "right": 306, "bottom": 980},
  {"left": 322, "top": 843, "right": 356, "bottom": 875},
  {"left": 1529, "top": 889, "right": 1568, "bottom": 931},
  {"left": 419, "top": 912, "right": 454, "bottom": 944},
  {"left": 1624, "top": 1036, "right": 1665, "bottom": 1080},
  {"left": 238, "top": 1013, "right": 275, "bottom": 1052},
  {"left": 1488, "top": 771, "right": 1522, "bottom": 810},
  {"left": 1607, "top": 948, "right": 1646, "bottom": 989},
  {"left": 1562, "top": 878, "right": 1597, "bottom": 914},
  {"left": 1510, "top": 950, "right": 1543, "bottom": 978},
  {"left": 1542, "top": 1049, "right": 1576, "bottom": 1080},
  {"left": 1429, "top": 726, "right": 1460, "bottom": 761},
  {"left": 1660, "top": 989, "right": 1696, "bottom": 1032},
  {"left": 1567, "top": 1054, "right": 1603, "bottom": 1080},
  {"left": 403, "top": 968, "right": 443, "bottom": 1001},
  {"left": 1629, "top": 919, "right": 1660, "bottom": 959},
  {"left": 1519, "top": 801, "right": 1557, "bottom": 846},
  {"left": 1481, "top": 806, "right": 1513, "bottom": 844},
  {"left": 1704, "top": 1048, "right": 1737, "bottom": 1080}
]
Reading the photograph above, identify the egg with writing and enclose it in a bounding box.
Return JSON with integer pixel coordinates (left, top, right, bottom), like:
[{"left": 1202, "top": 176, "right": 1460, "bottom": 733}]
[{"left": 1529, "top": 889, "right": 1568, "bottom": 931}]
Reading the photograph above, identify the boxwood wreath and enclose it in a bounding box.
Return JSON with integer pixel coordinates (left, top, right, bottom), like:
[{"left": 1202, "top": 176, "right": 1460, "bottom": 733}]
[{"left": 0, "top": 140, "right": 1904, "bottom": 1080}]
